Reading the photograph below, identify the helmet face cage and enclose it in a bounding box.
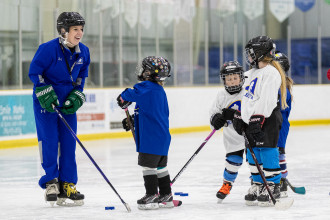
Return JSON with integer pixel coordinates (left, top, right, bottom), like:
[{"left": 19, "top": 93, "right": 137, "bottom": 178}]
[
  {"left": 57, "top": 12, "right": 85, "bottom": 35},
  {"left": 220, "top": 61, "right": 245, "bottom": 94},
  {"left": 136, "top": 56, "right": 171, "bottom": 82},
  {"left": 244, "top": 36, "right": 276, "bottom": 68},
  {"left": 274, "top": 52, "right": 290, "bottom": 72}
]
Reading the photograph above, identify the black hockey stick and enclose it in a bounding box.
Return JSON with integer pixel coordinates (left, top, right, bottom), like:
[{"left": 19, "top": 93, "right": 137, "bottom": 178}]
[
  {"left": 171, "top": 129, "right": 216, "bottom": 185},
  {"left": 285, "top": 178, "right": 306, "bottom": 195},
  {"left": 52, "top": 104, "right": 131, "bottom": 212},
  {"left": 242, "top": 131, "right": 293, "bottom": 210}
]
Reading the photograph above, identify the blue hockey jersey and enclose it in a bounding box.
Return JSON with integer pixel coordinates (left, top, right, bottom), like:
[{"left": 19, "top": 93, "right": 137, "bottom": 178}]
[
  {"left": 278, "top": 88, "right": 292, "bottom": 148},
  {"left": 121, "top": 80, "right": 171, "bottom": 156},
  {"left": 29, "top": 38, "right": 90, "bottom": 106}
]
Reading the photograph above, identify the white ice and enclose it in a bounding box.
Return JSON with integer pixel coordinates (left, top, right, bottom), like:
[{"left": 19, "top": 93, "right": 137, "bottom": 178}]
[{"left": 1, "top": 126, "right": 330, "bottom": 220}]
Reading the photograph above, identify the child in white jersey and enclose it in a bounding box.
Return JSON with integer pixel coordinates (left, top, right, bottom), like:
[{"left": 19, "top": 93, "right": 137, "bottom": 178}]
[
  {"left": 209, "top": 61, "right": 245, "bottom": 203},
  {"left": 232, "top": 36, "right": 288, "bottom": 207}
]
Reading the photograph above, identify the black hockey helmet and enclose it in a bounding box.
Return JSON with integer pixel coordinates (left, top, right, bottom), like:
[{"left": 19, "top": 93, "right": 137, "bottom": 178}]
[
  {"left": 57, "top": 12, "right": 85, "bottom": 35},
  {"left": 245, "top": 36, "right": 276, "bottom": 68},
  {"left": 220, "top": 61, "right": 245, "bottom": 94},
  {"left": 274, "top": 51, "right": 290, "bottom": 72},
  {"left": 137, "top": 56, "right": 171, "bottom": 82}
]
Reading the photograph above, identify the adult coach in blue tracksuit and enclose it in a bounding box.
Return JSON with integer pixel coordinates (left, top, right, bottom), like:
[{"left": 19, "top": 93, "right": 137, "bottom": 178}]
[{"left": 29, "top": 12, "right": 90, "bottom": 206}]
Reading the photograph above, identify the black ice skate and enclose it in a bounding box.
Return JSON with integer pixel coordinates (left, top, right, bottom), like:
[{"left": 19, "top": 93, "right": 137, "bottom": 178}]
[
  {"left": 216, "top": 181, "right": 232, "bottom": 203},
  {"left": 280, "top": 178, "right": 288, "bottom": 198},
  {"left": 137, "top": 194, "right": 159, "bottom": 210},
  {"left": 45, "top": 178, "right": 60, "bottom": 207},
  {"left": 245, "top": 182, "right": 262, "bottom": 206},
  {"left": 56, "top": 182, "right": 84, "bottom": 206},
  {"left": 159, "top": 193, "right": 175, "bottom": 208},
  {"left": 257, "top": 182, "right": 280, "bottom": 207}
]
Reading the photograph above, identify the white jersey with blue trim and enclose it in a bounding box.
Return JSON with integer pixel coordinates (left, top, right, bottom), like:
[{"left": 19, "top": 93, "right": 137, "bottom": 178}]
[
  {"left": 210, "top": 88, "right": 245, "bottom": 153},
  {"left": 242, "top": 64, "right": 281, "bottom": 123}
]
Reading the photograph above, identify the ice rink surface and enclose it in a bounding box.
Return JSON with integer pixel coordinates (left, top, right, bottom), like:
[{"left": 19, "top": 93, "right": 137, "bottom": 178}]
[{"left": 1, "top": 125, "right": 330, "bottom": 220}]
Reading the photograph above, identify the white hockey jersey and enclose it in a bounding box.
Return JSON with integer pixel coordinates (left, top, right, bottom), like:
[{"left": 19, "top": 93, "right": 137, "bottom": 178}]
[
  {"left": 241, "top": 64, "right": 281, "bottom": 123},
  {"left": 209, "top": 88, "right": 245, "bottom": 154}
]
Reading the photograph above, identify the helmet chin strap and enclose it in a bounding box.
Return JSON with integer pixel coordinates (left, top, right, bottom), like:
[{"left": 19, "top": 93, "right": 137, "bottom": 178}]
[{"left": 60, "top": 33, "right": 76, "bottom": 48}]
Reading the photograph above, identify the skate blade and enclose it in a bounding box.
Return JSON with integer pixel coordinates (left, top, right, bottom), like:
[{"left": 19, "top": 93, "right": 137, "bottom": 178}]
[
  {"left": 56, "top": 198, "right": 84, "bottom": 207},
  {"left": 280, "top": 191, "right": 288, "bottom": 198},
  {"left": 258, "top": 201, "right": 275, "bottom": 207},
  {"left": 245, "top": 200, "right": 258, "bottom": 206},
  {"left": 159, "top": 201, "right": 174, "bottom": 208},
  {"left": 275, "top": 198, "right": 294, "bottom": 210},
  {"left": 217, "top": 199, "right": 224, "bottom": 204},
  {"left": 138, "top": 203, "right": 159, "bottom": 210},
  {"left": 49, "top": 201, "right": 55, "bottom": 207}
]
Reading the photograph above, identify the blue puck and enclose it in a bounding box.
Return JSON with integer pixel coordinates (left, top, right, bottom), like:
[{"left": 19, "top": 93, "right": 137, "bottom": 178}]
[
  {"left": 174, "top": 192, "right": 182, "bottom": 195},
  {"left": 180, "top": 193, "right": 189, "bottom": 196},
  {"left": 105, "top": 206, "right": 115, "bottom": 210}
]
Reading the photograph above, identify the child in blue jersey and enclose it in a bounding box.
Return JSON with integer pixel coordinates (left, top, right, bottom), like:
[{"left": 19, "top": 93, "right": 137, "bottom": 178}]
[
  {"left": 117, "top": 56, "right": 174, "bottom": 210},
  {"left": 29, "top": 12, "right": 90, "bottom": 206},
  {"left": 274, "top": 51, "right": 294, "bottom": 197}
]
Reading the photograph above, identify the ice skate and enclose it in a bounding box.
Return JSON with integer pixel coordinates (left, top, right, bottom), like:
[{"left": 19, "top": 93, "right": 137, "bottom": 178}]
[
  {"left": 257, "top": 182, "right": 280, "bottom": 207},
  {"left": 280, "top": 178, "right": 288, "bottom": 198},
  {"left": 44, "top": 178, "right": 59, "bottom": 207},
  {"left": 245, "top": 182, "right": 262, "bottom": 206},
  {"left": 137, "top": 194, "right": 159, "bottom": 210},
  {"left": 159, "top": 193, "right": 175, "bottom": 208},
  {"left": 56, "top": 182, "right": 84, "bottom": 206},
  {"left": 216, "top": 181, "right": 232, "bottom": 203}
]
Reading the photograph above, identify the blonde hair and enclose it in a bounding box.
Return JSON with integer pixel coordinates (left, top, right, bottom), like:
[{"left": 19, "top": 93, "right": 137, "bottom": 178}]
[
  {"left": 285, "top": 76, "right": 294, "bottom": 102},
  {"left": 263, "top": 57, "right": 288, "bottom": 109}
]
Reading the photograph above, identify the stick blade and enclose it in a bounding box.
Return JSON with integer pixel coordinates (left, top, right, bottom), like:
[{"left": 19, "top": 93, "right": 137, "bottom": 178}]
[
  {"left": 275, "top": 198, "right": 294, "bottom": 210},
  {"left": 124, "top": 203, "right": 131, "bottom": 212},
  {"left": 293, "top": 187, "right": 306, "bottom": 195}
]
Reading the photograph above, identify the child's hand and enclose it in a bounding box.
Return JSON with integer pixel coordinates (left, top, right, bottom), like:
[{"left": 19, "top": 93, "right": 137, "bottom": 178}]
[
  {"left": 117, "top": 94, "right": 132, "bottom": 109},
  {"left": 210, "top": 113, "right": 226, "bottom": 130}
]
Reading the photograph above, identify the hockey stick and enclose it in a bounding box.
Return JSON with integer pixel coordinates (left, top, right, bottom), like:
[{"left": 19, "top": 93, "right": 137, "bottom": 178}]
[
  {"left": 52, "top": 104, "right": 131, "bottom": 212},
  {"left": 285, "top": 178, "right": 306, "bottom": 195},
  {"left": 242, "top": 131, "right": 293, "bottom": 210},
  {"left": 171, "top": 129, "right": 216, "bottom": 185}
]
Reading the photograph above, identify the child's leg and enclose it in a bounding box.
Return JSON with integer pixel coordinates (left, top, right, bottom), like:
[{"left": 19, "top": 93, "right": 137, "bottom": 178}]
[
  {"left": 279, "top": 147, "right": 288, "bottom": 178},
  {"left": 223, "top": 150, "right": 244, "bottom": 183},
  {"left": 260, "top": 148, "right": 281, "bottom": 184},
  {"left": 216, "top": 150, "right": 244, "bottom": 202},
  {"left": 246, "top": 148, "right": 263, "bottom": 183},
  {"left": 142, "top": 166, "right": 158, "bottom": 194},
  {"left": 157, "top": 167, "right": 171, "bottom": 195}
]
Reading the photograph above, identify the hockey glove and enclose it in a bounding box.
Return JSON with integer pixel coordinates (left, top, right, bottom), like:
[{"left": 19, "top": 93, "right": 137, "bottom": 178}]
[
  {"left": 117, "top": 94, "right": 132, "bottom": 109},
  {"left": 61, "top": 89, "right": 85, "bottom": 115},
  {"left": 35, "top": 85, "right": 59, "bottom": 113},
  {"left": 122, "top": 114, "right": 134, "bottom": 131},
  {"left": 232, "top": 111, "right": 247, "bottom": 135},
  {"left": 246, "top": 115, "right": 265, "bottom": 145},
  {"left": 222, "top": 108, "right": 237, "bottom": 121},
  {"left": 210, "top": 113, "right": 226, "bottom": 130}
]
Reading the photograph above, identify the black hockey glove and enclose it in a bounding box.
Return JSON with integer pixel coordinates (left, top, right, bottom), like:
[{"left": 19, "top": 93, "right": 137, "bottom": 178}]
[
  {"left": 210, "top": 113, "right": 226, "bottom": 130},
  {"left": 232, "top": 111, "right": 247, "bottom": 135},
  {"left": 222, "top": 108, "right": 237, "bottom": 121},
  {"left": 117, "top": 94, "right": 132, "bottom": 109},
  {"left": 122, "top": 114, "right": 134, "bottom": 131},
  {"left": 246, "top": 115, "right": 265, "bottom": 146}
]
